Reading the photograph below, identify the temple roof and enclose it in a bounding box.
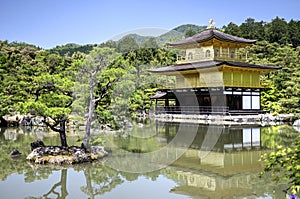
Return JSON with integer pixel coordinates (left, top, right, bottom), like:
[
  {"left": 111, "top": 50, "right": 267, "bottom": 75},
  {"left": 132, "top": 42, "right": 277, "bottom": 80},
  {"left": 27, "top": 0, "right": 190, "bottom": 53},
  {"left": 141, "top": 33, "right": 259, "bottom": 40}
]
[
  {"left": 167, "top": 28, "right": 256, "bottom": 47},
  {"left": 148, "top": 60, "right": 281, "bottom": 73}
]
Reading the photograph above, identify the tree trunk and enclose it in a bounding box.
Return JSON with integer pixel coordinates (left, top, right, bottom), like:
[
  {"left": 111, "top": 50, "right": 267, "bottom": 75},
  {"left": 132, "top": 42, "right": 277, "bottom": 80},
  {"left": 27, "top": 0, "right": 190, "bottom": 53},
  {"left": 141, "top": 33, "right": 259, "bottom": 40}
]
[
  {"left": 43, "top": 169, "right": 68, "bottom": 198},
  {"left": 61, "top": 169, "right": 68, "bottom": 198},
  {"left": 59, "top": 121, "right": 68, "bottom": 147},
  {"left": 84, "top": 168, "right": 95, "bottom": 199},
  {"left": 82, "top": 74, "right": 95, "bottom": 149},
  {"left": 43, "top": 119, "right": 68, "bottom": 147}
]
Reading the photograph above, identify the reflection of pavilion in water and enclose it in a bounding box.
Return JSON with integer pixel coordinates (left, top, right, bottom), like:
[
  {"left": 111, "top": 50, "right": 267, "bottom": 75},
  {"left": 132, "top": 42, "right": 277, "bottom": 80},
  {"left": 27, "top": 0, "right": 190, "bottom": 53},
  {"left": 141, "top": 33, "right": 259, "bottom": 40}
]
[
  {"left": 163, "top": 123, "right": 263, "bottom": 152},
  {"left": 158, "top": 122, "right": 276, "bottom": 198}
]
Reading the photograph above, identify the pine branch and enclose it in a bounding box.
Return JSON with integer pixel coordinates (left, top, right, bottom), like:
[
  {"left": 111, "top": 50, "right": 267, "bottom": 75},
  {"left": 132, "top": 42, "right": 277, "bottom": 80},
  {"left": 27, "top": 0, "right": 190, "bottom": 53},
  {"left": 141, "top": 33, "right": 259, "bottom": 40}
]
[{"left": 42, "top": 118, "right": 61, "bottom": 133}]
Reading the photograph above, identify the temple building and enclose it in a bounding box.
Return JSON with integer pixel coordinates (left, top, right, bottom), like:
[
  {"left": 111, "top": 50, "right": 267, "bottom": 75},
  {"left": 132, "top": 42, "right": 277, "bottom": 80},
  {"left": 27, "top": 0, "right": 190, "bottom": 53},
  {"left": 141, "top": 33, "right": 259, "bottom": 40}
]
[{"left": 149, "top": 20, "right": 281, "bottom": 115}]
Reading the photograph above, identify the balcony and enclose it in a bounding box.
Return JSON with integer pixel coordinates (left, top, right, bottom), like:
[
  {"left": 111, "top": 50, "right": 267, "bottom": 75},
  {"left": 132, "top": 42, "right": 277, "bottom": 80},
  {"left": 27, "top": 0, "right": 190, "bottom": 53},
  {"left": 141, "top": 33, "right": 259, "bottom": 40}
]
[
  {"left": 156, "top": 106, "right": 229, "bottom": 115},
  {"left": 155, "top": 106, "right": 262, "bottom": 115},
  {"left": 176, "top": 51, "right": 248, "bottom": 64}
]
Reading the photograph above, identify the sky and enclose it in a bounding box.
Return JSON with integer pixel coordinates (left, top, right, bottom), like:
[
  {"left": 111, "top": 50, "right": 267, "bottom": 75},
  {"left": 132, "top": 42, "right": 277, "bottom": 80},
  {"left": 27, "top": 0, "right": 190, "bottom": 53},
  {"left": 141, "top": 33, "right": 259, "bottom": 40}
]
[{"left": 0, "top": 0, "right": 299, "bottom": 49}]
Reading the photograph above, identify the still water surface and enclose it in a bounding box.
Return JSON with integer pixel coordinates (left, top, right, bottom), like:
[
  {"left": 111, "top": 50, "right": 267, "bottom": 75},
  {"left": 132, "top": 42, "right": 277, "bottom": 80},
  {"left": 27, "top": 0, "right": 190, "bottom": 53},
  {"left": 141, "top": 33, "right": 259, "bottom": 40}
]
[{"left": 0, "top": 121, "right": 297, "bottom": 199}]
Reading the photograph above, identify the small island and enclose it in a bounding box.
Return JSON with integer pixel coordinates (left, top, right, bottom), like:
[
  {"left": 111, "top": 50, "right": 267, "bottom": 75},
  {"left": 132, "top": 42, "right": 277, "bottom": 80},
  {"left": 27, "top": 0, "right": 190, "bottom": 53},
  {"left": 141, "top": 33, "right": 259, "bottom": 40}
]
[{"left": 26, "top": 140, "right": 107, "bottom": 164}]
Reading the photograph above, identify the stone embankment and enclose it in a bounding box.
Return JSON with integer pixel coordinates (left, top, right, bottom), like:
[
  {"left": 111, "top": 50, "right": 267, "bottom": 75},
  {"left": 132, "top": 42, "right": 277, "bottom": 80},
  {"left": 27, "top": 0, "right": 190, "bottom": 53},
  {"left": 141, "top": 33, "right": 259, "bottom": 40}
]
[{"left": 154, "top": 113, "right": 295, "bottom": 126}]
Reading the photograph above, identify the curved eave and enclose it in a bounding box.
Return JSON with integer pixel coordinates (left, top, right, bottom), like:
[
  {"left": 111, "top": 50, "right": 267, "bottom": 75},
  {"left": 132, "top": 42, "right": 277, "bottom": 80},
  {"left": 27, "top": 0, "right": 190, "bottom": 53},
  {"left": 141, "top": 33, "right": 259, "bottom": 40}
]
[{"left": 148, "top": 60, "right": 281, "bottom": 75}]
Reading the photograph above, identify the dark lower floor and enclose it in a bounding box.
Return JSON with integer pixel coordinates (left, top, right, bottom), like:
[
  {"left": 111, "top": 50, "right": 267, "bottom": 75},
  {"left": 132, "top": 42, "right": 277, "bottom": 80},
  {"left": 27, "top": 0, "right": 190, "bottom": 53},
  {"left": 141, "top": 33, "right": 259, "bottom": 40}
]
[{"left": 151, "top": 87, "right": 263, "bottom": 115}]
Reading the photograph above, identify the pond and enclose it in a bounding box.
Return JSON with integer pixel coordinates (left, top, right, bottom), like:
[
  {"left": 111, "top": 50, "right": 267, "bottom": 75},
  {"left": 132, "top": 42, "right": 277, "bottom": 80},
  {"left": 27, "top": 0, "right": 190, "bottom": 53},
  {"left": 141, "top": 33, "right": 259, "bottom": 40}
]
[{"left": 0, "top": 121, "right": 297, "bottom": 199}]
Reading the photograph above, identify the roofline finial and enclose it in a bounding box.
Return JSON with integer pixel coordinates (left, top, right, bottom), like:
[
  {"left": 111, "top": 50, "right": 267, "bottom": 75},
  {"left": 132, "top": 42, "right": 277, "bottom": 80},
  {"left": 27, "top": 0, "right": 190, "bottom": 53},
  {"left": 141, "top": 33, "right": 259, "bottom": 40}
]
[{"left": 207, "top": 19, "right": 215, "bottom": 29}]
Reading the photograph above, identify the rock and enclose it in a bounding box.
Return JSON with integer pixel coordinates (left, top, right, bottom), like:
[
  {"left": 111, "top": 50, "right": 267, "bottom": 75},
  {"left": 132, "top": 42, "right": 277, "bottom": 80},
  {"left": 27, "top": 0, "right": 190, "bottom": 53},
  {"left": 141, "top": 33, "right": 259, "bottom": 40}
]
[
  {"left": 3, "top": 115, "right": 21, "bottom": 127},
  {"left": 90, "top": 145, "right": 105, "bottom": 154},
  {"left": 10, "top": 149, "right": 22, "bottom": 158},
  {"left": 30, "top": 140, "right": 45, "bottom": 151},
  {"left": 20, "top": 116, "right": 31, "bottom": 126}
]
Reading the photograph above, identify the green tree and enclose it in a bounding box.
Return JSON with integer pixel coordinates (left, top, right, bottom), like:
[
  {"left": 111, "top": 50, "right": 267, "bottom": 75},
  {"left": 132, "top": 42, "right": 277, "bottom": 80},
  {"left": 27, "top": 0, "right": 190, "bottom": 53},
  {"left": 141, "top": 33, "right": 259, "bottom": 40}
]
[
  {"left": 239, "top": 18, "right": 266, "bottom": 40},
  {"left": 13, "top": 47, "right": 76, "bottom": 147},
  {"left": 78, "top": 47, "right": 121, "bottom": 148},
  {"left": 267, "top": 17, "right": 289, "bottom": 44},
  {"left": 260, "top": 135, "right": 300, "bottom": 194},
  {"left": 287, "top": 19, "right": 300, "bottom": 47},
  {"left": 18, "top": 73, "right": 74, "bottom": 147},
  {"left": 224, "top": 22, "right": 241, "bottom": 36},
  {"left": 0, "top": 41, "right": 42, "bottom": 126}
]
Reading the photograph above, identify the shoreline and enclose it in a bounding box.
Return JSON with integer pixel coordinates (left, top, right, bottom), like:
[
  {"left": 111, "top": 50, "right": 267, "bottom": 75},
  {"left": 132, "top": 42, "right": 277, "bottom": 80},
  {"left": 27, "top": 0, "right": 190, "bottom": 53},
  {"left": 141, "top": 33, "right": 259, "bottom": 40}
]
[{"left": 152, "top": 113, "right": 295, "bottom": 126}]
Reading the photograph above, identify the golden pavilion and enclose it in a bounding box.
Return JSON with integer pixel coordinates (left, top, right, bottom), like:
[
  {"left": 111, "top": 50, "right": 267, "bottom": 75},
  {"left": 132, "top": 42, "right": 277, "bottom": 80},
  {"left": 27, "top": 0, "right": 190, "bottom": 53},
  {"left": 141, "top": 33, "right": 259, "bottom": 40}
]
[{"left": 149, "top": 20, "right": 281, "bottom": 115}]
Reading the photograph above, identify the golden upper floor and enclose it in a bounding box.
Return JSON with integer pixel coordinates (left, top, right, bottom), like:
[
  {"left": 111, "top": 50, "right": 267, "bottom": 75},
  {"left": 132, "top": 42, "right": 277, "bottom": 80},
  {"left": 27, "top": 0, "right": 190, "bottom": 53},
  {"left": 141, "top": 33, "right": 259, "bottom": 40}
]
[
  {"left": 148, "top": 26, "right": 281, "bottom": 89},
  {"left": 167, "top": 28, "right": 255, "bottom": 64}
]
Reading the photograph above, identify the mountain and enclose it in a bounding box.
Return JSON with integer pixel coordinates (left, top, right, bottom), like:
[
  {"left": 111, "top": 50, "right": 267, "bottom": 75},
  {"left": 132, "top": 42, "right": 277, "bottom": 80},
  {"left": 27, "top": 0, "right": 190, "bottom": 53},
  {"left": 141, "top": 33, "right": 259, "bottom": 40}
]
[
  {"left": 120, "top": 33, "right": 152, "bottom": 45},
  {"left": 117, "top": 24, "right": 207, "bottom": 46},
  {"left": 49, "top": 24, "right": 208, "bottom": 55},
  {"left": 173, "top": 24, "right": 207, "bottom": 34}
]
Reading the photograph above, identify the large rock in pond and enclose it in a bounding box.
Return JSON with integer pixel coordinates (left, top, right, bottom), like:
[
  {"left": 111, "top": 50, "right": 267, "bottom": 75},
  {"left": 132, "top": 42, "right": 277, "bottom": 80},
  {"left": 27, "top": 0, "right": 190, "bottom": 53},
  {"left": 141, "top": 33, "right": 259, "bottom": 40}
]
[
  {"left": 10, "top": 149, "right": 22, "bottom": 158},
  {"left": 26, "top": 144, "right": 108, "bottom": 164},
  {"left": 30, "top": 140, "right": 45, "bottom": 151}
]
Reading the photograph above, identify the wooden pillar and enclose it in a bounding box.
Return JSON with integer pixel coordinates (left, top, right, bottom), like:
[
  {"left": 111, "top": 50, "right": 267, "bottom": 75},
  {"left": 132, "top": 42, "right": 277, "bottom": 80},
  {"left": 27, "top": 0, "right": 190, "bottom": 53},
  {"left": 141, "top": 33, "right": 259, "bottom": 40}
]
[
  {"left": 155, "top": 99, "right": 158, "bottom": 114},
  {"left": 165, "top": 99, "right": 169, "bottom": 107}
]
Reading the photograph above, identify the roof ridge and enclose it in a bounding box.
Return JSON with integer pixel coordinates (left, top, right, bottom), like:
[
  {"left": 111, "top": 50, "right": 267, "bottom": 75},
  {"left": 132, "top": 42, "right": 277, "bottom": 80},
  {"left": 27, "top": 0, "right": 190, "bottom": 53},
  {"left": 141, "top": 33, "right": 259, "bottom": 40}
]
[{"left": 167, "top": 28, "right": 256, "bottom": 46}]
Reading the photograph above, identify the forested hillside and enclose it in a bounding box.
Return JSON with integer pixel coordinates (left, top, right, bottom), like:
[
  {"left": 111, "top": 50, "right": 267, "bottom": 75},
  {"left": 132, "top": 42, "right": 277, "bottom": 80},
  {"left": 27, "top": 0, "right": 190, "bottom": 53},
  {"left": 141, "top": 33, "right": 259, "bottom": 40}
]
[
  {"left": 0, "top": 39, "right": 175, "bottom": 127},
  {"left": 0, "top": 16, "right": 299, "bottom": 128},
  {"left": 224, "top": 17, "right": 300, "bottom": 47}
]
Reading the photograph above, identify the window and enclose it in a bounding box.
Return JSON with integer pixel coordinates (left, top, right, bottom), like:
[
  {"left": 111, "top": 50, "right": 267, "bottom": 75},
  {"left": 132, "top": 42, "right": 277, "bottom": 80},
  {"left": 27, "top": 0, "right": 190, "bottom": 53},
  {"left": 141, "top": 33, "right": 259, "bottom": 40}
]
[
  {"left": 214, "top": 49, "right": 219, "bottom": 57},
  {"left": 230, "top": 50, "right": 235, "bottom": 58},
  {"left": 188, "top": 52, "right": 193, "bottom": 60},
  {"left": 252, "top": 96, "right": 260, "bottom": 109},
  {"left": 205, "top": 50, "right": 211, "bottom": 58},
  {"left": 242, "top": 95, "right": 260, "bottom": 109},
  {"left": 242, "top": 96, "right": 251, "bottom": 109}
]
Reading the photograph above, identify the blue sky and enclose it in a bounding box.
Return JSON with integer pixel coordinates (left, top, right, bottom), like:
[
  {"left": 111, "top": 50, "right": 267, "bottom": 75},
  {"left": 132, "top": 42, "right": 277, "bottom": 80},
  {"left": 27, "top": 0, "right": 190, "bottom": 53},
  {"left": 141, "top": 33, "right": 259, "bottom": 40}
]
[{"left": 1, "top": 0, "right": 299, "bottom": 49}]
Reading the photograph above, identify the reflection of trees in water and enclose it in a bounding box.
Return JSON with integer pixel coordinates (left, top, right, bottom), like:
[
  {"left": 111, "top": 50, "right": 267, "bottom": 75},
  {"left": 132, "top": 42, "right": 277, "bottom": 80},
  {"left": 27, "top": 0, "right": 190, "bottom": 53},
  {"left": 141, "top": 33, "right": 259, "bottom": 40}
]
[
  {"left": 24, "top": 168, "right": 68, "bottom": 199},
  {"left": 23, "top": 162, "right": 124, "bottom": 199},
  {"left": 24, "top": 165, "right": 53, "bottom": 183},
  {"left": 31, "top": 165, "right": 131, "bottom": 198},
  {"left": 42, "top": 169, "right": 68, "bottom": 199},
  {"left": 261, "top": 125, "right": 298, "bottom": 149},
  {"left": 81, "top": 162, "right": 162, "bottom": 198},
  {"left": 0, "top": 130, "right": 34, "bottom": 181},
  {"left": 81, "top": 162, "right": 123, "bottom": 198}
]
